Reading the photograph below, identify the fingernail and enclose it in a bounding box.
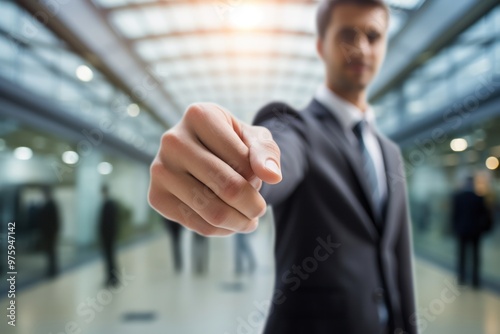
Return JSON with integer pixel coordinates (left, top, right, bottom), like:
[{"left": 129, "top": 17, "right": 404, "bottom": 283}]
[{"left": 265, "top": 159, "right": 281, "bottom": 176}]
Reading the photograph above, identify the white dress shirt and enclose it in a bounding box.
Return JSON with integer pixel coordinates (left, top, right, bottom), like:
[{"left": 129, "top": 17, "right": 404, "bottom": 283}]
[{"left": 314, "top": 84, "right": 388, "bottom": 203}]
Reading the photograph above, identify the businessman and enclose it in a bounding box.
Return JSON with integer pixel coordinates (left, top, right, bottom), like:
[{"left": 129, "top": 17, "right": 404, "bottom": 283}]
[
  {"left": 451, "top": 176, "right": 491, "bottom": 288},
  {"left": 39, "top": 186, "right": 60, "bottom": 278},
  {"left": 99, "top": 185, "right": 119, "bottom": 287},
  {"left": 148, "top": 0, "right": 418, "bottom": 333}
]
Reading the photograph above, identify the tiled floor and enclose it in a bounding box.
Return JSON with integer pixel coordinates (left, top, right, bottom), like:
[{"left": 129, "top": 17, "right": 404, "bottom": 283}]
[{"left": 1, "top": 221, "right": 500, "bottom": 334}]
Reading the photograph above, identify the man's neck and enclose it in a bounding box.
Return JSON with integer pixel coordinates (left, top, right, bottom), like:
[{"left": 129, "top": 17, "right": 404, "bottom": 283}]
[{"left": 327, "top": 84, "right": 368, "bottom": 112}]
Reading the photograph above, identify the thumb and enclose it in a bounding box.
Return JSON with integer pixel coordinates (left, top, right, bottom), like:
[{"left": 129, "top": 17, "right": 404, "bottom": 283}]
[{"left": 241, "top": 124, "right": 282, "bottom": 185}]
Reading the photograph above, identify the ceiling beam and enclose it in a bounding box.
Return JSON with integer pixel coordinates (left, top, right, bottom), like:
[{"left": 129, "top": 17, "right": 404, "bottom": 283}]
[
  {"left": 152, "top": 50, "right": 319, "bottom": 63},
  {"left": 99, "top": 0, "right": 317, "bottom": 12},
  {"left": 95, "top": 0, "right": 413, "bottom": 17},
  {"left": 160, "top": 68, "right": 322, "bottom": 82},
  {"left": 16, "top": 0, "right": 176, "bottom": 127},
  {"left": 130, "top": 28, "right": 314, "bottom": 42},
  {"left": 369, "top": 0, "right": 499, "bottom": 101},
  {"left": 166, "top": 77, "right": 323, "bottom": 95}
]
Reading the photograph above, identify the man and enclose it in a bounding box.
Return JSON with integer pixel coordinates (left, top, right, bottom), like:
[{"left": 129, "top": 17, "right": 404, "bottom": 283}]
[
  {"left": 451, "top": 176, "right": 491, "bottom": 288},
  {"left": 235, "top": 231, "right": 256, "bottom": 277},
  {"left": 99, "top": 185, "right": 119, "bottom": 287},
  {"left": 148, "top": 0, "right": 418, "bottom": 333},
  {"left": 162, "top": 217, "right": 184, "bottom": 273},
  {"left": 39, "top": 186, "right": 60, "bottom": 278}
]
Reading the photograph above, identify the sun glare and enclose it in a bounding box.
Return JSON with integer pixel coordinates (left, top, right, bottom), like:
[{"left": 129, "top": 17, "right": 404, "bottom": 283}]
[{"left": 228, "top": 5, "right": 264, "bottom": 30}]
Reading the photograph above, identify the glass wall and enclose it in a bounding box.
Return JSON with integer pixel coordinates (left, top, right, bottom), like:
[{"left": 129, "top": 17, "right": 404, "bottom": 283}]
[
  {"left": 403, "top": 119, "right": 500, "bottom": 285},
  {"left": 0, "top": 1, "right": 164, "bottom": 291},
  {"left": 0, "top": 0, "right": 165, "bottom": 157},
  {"left": 372, "top": 4, "right": 500, "bottom": 288},
  {"left": 373, "top": 4, "right": 500, "bottom": 133}
]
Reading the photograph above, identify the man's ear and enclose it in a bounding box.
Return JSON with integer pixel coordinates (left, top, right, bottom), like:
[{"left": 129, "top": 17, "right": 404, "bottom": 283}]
[{"left": 316, "top": 38, "right": 324, "bottom": 60}]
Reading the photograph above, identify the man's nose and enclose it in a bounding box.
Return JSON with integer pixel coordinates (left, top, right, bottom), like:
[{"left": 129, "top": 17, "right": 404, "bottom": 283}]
[{"left": 353, "top": 35, "right": 370, "bottom": 57}]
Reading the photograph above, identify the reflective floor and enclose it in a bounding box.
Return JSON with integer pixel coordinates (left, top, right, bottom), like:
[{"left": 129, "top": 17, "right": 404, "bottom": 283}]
[
  {"left": 1, "top": 227, "right": 500, "bottom": 334},
  {"left": 414, "top": 226, "right": 500, "bottom": 287}
]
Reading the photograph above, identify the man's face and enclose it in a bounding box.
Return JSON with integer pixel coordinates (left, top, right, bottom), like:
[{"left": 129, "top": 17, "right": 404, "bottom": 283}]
[{"left": 317, "top": 4, "right": 388, "bottom": 92}]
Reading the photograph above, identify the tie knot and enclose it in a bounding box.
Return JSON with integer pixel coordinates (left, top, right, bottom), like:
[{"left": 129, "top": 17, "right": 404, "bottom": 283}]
[{"left": 352, "top": 119, "right": 367, "bottom": 140}]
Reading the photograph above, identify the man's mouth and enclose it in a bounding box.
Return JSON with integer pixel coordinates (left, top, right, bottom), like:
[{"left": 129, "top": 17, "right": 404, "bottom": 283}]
[{"left": 347, "top": 62, "right": 371, "bottom": 73}]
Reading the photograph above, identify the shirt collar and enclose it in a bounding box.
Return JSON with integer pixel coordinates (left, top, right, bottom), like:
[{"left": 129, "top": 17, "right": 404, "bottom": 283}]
[{"left": 314, "top": 84, "right": 377, "bottom": 131}]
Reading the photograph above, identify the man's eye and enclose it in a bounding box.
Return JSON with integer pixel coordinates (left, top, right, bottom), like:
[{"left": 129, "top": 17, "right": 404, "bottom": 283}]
[
  {"left": 340, "top": 30, "right": 357, "bottom": 43},
  {"left": 367, "top": 32, "right": 381, "bottom": 43}
]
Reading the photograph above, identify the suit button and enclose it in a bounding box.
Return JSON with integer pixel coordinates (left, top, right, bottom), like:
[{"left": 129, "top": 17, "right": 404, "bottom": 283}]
[{"left": 373, "top": 287, "right": 385, "bottom": 301}]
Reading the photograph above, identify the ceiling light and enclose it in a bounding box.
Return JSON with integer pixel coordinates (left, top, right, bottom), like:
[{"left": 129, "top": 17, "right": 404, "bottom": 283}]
[
  {"left": 450, "top": 138, "right": 468, "bottom": 152},
  {"left": 98, "top": 162, "right": 113, "bottom": 175},
  {"left": 76, "top": 65, "right": 94, "bottom": 82},
  {"left": 62, "top": 151, "right": 79, "bottom": 165},
  {"left": 228, "top": 5, "right": 264, "bottom": 30},
  {"left": 486, "top": 157, "right": 499, "bottom": 170},
  {"left": 14, "top": 147, "right": 33, "bottom": 160},
  {"left": 127, "top": 103, "right": 140, "bottom": 117}
]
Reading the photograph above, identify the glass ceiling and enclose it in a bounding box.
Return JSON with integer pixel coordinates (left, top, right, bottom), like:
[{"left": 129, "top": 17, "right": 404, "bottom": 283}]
[{"left": 91, "top": 0, "right": 427, "bottom": 123}]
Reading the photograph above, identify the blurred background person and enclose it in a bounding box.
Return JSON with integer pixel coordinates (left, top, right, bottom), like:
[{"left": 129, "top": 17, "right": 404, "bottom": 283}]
[
  {"left": 38, "top": 186, "right": 60, "bottom": 278},
  {"left": 451, "top": 175, "right": 492, "bottom": 288},
  {"left": 234, "top": 233, "right": 256, "bottom": 277},
  {"left": 192, "top": 233, "right": 209, "bottom": 276},
  {"left": 162, "top": 217, "right": 184, "bottom": 273},
  {"left": 99, "top": 184, "right": 119, "bottom": 287}
]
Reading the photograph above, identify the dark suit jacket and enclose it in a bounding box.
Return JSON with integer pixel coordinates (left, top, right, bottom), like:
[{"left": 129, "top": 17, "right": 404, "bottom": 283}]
[
  {"left": 451, "top": 190, "right": 489, "bottom": 237},
  {"left": 253, "top": 99, "right": 418, "bottom": 334},
  {"left": 99, "top": 199, "right": 118, "bottom": 240},
  {"left": 39, "top": 199, "right": 60, "bottom": 242}
]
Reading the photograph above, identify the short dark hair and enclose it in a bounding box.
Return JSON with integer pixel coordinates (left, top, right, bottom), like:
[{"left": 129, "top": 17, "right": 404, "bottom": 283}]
[{"left": 316, "top": 0, "right": 390, "bottom": 38}]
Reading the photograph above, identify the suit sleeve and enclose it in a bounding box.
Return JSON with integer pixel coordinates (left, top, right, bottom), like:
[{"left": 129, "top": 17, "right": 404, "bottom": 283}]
[
  {"left": 395, "top": 151, "right": 419, "bottom": 334},
  {"left": 252, "top": 102, "right": 309, "bottom": 207}
]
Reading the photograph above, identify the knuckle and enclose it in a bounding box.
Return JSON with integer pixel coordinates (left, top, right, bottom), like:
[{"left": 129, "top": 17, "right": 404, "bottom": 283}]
[
  {"left": 149, "top": 159, "right": 163, "bottom": 179},
  {"left": 185, "top": 103, "right": 205, "bottom": 123},
  {"left": 257, "top": 126, "right": 273, "bottom": 141},
  {"left": 148, "top": 170, "right": 164, "bottom": 209},
  {"left": 260, "top": 138, "right": 281, "bottom": 157},
  {"left": 161, "top": 131, "right": 184, "bottom": 153},
  {"left": 196, "top": 224, "right": 218, "bottom": 237},
  {"left": 207, "top": 206, "right": 229, "bottom": 227},
  {"left": 242, "top": 219, "right": 259, "bottom": 233},
  {"left": 227, "top": 161, "right": 254, "bottom": 182},
  {"left": 150, "top": 159, "right": 174, "bottom": 184},
  {"left": 148, "top": 188, "right": 172, "bottom": 216},
  {"left": 220, "top": 175, "right": 244, "bottom": 201},
  {"left": 253, "top": 201, "right": 267, "bottom": 218},
  {"left": 147, "top": 188, "right": 160, "bottom": 210}
]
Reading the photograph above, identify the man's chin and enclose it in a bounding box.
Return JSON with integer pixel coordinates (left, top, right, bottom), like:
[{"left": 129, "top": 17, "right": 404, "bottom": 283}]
[
  {"left": 346, "top": 81, "right": 369, "bottom": 91},
  {"left": 339, "top": 74, "right": 370, "bottom": 90},
  {"left": 330, "top": 76, "right": 371, "bottom": 92}
]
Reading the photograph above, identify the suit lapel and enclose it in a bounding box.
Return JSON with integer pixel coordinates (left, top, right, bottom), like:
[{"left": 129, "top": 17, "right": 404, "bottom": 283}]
[
  {"left": 377, "top": 132, "right": 404, "bottom": 241},
  {"left": 308, "top": 99, "right": 379, "bottom": 240}
]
